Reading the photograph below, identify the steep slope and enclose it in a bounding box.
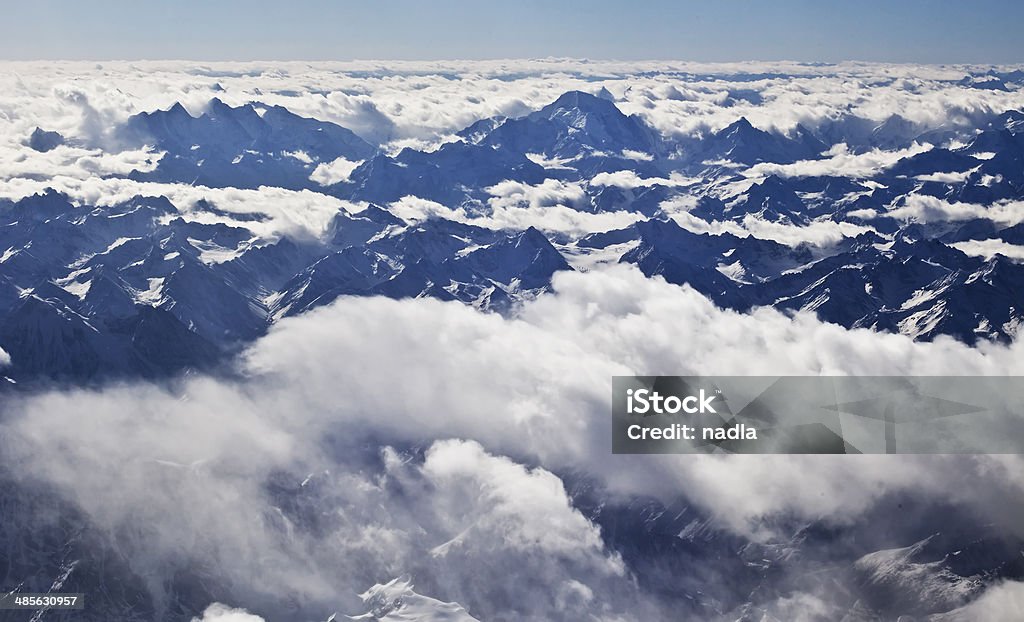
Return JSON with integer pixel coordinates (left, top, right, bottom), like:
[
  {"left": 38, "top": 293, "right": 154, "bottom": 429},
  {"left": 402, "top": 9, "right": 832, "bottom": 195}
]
[{"left": 123, "top": 98, "right": 375, "bottom": 189}]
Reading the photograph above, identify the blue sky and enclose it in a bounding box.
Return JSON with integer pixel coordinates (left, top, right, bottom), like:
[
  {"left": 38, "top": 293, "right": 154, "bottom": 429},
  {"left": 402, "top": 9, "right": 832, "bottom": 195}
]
[{"left": 3, "top": 0, "right": 1022, "bottom": 63}]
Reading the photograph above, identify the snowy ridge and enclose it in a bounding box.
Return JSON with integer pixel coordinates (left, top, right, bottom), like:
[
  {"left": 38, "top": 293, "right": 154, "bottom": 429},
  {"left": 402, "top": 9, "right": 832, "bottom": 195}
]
[{"left": 348, "top": 577, "right": 479, "bottom": 622}]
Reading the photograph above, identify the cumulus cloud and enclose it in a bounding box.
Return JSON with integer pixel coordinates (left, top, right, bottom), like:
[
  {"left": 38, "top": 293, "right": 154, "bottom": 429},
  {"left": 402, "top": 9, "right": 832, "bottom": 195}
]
[
  {"left": 937, "top": 581, "right": 1024, "bottom": 621},
  {"left": 387, "top": 195, "right": 470, "bottom": 223},
  {"left": 309, "top": 156, "right": 363, "bottom": 186},
  {"left": 0, "top": 346, "right": 10, "bottom": 368},
  {"left": 0, "top": 175, "right": 359, "bottom": 241},
  {"left": 483, "top": 178, "right": 644, "bottom": 234},
  {"left": 662, "top": 197, "right": 873, "bottom": 247},
  {"left": 916, "top": 169, "right": 977, "bottom": 183},
  {"left": 620, "top": 66, "right": 1024, "bottom": 141},
  {"left": 486, "top": 178, "right": 587, "bottom": 210},
  {"left": 855, "top": 196, "right": 1024, "bottom": 226},
  {"left": 4, "top": 266, "right": 1024, "bottom": 618},
  {"left": 737, "top": 214, "right": 874, "bottom": 246},
  {"left": 589, "top": 170, "right": 697, "bottom": 189},
  {"left": 744, "top": 142, "right": 933, "bottom": 179},
  {"left": 486, "top": 202, "right": 642, "bottom": 236},
  {"left": 620, "top": 149, "right": 654, "bottom": 161},
  {"left": 385, "top": 440, "right": 630, "bottom": 617},
  {"left": 420, "top": 439, "right": 618, "bottom": 565},
  {"left": 389, "top": 193, "right": 642, "bottom": 236},
  {"left": 951, "top": 238, "right": 1024, "bottom": 261},
  {"left": 0, "top": 144, "right": 162, "bottom": 181},
  {"left": 192, "top": 604, "right": 267, "bottom": 622},
  {"left": 151, "top": 266, "right": 1024, "bottom": 535}
]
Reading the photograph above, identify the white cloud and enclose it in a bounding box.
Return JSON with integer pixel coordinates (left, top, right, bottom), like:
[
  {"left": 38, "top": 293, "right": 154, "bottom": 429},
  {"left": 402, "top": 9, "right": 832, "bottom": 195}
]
[
  {"left": 589, "top": 170, "right": 696, "bottom": 189},
  {"left": 191, "top": 604, "right": 266, "bottom": 622},
  {"left": 488, "top": 202, "right": 643, "bottom": 236},
  {"left": 0, "top": 176, "right": 359, "bottom": 242},
  {"left": 309, "top": 156, "right": 363, "bottom": 186},
  {"left": 938, "top": 581, "right": 1024, "bottom": 622},
  {"left": 916, "top": 169, "right": 977, "bottom": 184},
  {"left": 389, "top": 192, "right": 642, "bottom": 236},
  {"left": 744, "top": 142, "right": 933, "bottom": 179},
  {"left": 387, "top": 195, "right": 469, "bottom": 224},
  {"left": 483, "top": 179, "right": 644, "bottom": 235},
  {"left": 5, "top": 266, "right": 1024, "bottom": 617},
  {"left": 485, "top": 178, "right": 587, "bottom": 210},
  {"left": 738, "top": 214, "right": 873, "bottom": 247},
  {"left": 0, "top": 144, "right": 163, "bottom": 181},
  {"left": 2, "top": 59, "right": 1024, "bottom": 619},
  {"left": 951, "top": 238, "right": 1024, "bottom": 262},
  {"left": 0, "top": 346, "right": 10, "bottom": 368},
  {"left": 243, "top": 266, "right": 1024, "bottom": 534},
  {"left": 620, "top": 149, "right": 654, "bottom": 161},
  {"left": 662, "top": 197, "right": 873, "bottom": 247},
  {"left": 875, "top": 196, "right": 1024, "bottom": 226},
  {"left": 422, "top": 439, "right": 618, "bottom": 562},
  {"left": 0, "top": 59, "right": 1020, "bottom": 251}
]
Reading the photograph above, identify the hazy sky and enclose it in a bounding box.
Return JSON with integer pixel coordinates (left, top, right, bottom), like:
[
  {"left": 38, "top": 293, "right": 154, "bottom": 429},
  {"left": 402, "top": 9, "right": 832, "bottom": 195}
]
[{"left": 2, "top": 0, "right": 1022, "bottom": 63}]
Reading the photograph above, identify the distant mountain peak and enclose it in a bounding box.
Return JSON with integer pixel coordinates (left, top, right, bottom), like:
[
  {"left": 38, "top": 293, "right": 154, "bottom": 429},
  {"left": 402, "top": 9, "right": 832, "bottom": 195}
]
[
  {"left": 121, "top": 98, "right": 374, "bottom": 190},
  {"left": 28, "top": 127, "right": 65, "bottom": 152},
  {"left": 515, "top": 225, "right": 550, "bottom": 245},
  {"left": 728, "top": 116, "right": 756, "bottom": 131},
  {"left": 542, "top": 89, "right": 623, "bottom": 116},
  {"left": 476, "top": 89, "right": 662, "bottom": 161},
  {"left": 165, "top": 102, "right": 192, "bottom": 117}
]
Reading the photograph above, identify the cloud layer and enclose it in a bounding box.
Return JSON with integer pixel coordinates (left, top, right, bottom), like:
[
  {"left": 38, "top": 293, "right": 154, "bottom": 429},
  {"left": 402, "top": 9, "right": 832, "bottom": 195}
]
[
  {"left": 4, "top": 266, "right": 1024, "bottom": 619},
  {"left": 2, "top": 60, "right": 1022, "bottom": 620}
]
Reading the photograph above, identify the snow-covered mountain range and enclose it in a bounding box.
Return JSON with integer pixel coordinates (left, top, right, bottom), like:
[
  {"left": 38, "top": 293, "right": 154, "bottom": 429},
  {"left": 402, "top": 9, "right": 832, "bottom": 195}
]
[
  {"left": 0, "top": 61, "right": 1023, "bottom": 621},
  {"left": 2, "top": 87, "right": 1024, "bottom": 383}
]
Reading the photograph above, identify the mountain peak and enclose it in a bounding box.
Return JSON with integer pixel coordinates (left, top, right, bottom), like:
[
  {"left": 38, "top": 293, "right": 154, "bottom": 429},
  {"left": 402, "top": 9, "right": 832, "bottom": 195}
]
[
  {"left": 203, "top": 98, "right": 262, "bottom": 127},
  {"left": 517, "top": 225, "right": 549, "bottom": 245},
  {"left": 715, "top": 117, "right": 771, "bottom": 144},
  {"left": 726, "top": 117, "right": 756, "bottom": 133},
  {"left": 206, "top": 97, "right": 257, "bottom": 116},
  {"left": 28, "top": 127, "right": 64, "bottom": 152},
  {"left": 700, "top": 117, "right": 823, "bottom": 166},
  {"left": 474, "top": 89, "right": 663, "bottom": 160},
  {"left": 541, "top": 90, "right": 623, "bottom": 117},
  {"left": 992, "top": 109, "right": 1024, "bottom": 134},
  {"left": 166, "top": 102, "right": 192, "bottom": 118}
]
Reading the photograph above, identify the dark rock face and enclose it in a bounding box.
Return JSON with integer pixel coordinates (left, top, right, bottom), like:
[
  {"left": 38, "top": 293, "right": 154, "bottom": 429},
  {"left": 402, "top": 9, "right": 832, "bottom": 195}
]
[{"left": 28, "top": 127, "right": 65, "bottom": 152}]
